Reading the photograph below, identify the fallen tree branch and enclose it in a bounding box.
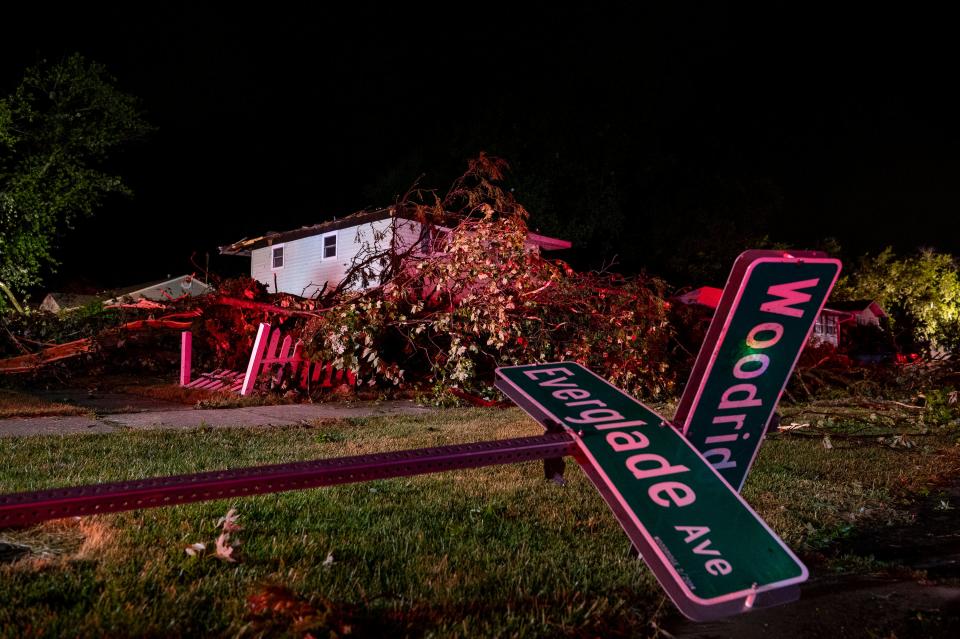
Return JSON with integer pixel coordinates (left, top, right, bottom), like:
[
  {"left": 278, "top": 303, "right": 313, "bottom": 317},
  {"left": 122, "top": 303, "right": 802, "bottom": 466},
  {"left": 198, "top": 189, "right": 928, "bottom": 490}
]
[
  {"left": 775, "top": 429, "right": 935, "bottom": 441},
  {"left": 447, "top": 387, "right": 511, "bottom": 408},
  {"left": 0, "top": 338, "right": 93, "bottom": 373},
  {"left": 213, "top": 296, "right": 325, "bottom": 318}
]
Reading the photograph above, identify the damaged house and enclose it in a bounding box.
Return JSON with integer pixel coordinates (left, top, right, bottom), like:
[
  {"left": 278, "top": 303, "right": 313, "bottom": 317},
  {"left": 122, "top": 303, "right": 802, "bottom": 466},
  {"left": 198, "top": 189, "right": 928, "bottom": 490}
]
[
  {"left": 220, "top": 206, "right": 571, "bottom": 298},
  {"left": 674, "top": 287, "right": 887, "bottom": 349}
]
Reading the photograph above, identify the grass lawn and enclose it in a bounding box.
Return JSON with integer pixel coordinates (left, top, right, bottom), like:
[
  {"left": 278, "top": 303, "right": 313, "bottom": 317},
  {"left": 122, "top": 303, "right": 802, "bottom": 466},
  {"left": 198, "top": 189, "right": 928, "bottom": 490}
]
[{"left": 0, "top": 407, "right": 957, "bottom": 638}]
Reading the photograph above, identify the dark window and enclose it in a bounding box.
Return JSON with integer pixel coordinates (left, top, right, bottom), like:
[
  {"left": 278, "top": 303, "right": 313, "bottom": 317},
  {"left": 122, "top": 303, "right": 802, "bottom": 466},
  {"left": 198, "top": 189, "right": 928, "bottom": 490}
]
[
  {"left": 323, "top": 233, "right": 337, "bottom": 259},
  {"left": 272, "top": 246, "right": 284, "bottom": 268},
  {"left": 825, "top": 317, "right": 837, "bottom": 335},
  {"left": 420, "top": 227, "right": 448, "bottom": 254}
]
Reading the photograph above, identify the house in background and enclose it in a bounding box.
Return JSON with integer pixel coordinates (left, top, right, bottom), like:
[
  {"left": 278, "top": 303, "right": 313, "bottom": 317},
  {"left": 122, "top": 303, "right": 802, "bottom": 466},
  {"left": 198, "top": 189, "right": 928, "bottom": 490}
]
[
  {"left": 40, "top": 275, "right": 212, "bottom": 313},
  {"left": 220, "top": 206, "right": 571, "bottom": 297},
  {"left": 673, "top": 287, "right": 887, "bottom": 349},
  {"left": 820, "top": 300, "right": 887, "bottom": 327}
]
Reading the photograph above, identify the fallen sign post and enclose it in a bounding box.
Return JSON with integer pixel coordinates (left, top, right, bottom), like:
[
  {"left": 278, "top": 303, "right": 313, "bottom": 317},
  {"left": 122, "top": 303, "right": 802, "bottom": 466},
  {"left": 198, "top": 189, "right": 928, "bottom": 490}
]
[
  {"left": 496, "top": 362, "right": 808, "bottom": 621},
  {"left": 673, "top": 250, "right": 841, "bottom": 490}
]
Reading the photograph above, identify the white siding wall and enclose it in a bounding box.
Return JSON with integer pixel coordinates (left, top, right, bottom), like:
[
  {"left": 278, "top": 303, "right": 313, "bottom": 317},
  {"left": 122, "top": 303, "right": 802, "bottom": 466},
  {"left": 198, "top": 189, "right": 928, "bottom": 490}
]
[
  {"left": 393, "top": 218, "right": 424, "bottom": 253},
  {"left": 249, "top": 219, "right": 395, "bottom": 297}
]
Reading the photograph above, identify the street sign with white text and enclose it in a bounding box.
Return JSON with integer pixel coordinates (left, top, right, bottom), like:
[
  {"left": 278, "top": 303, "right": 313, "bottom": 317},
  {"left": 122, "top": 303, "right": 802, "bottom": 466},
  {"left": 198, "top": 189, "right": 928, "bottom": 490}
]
[
  {"left": 496, "top": 362, "right": 808, "bottom": 621},
  {"left": 674, "top": 251, "right": 841, "bottom": 490}
]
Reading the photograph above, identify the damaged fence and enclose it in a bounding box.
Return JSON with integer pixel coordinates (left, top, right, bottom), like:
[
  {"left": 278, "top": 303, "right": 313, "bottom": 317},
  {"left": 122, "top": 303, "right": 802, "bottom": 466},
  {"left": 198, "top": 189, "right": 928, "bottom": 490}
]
[{"left": 182, "top": 322, "right": 356, "bottom": 395}]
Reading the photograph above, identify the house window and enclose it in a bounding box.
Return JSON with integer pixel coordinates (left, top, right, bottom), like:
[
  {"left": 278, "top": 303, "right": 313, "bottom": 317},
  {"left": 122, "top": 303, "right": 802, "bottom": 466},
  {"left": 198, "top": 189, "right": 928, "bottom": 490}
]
[
  {"left": 419, "top": 226, "right": 448, "bottom": 254},
  {"left": 419, "top": 228, "right": 434, "bottom": 254},
  {"left": 272, "top": 245, "right": 284, "bottom": 269},
  {"left": 825, "top": 316, "right": 837, "bottom": 335},
  {"left": 322, "top": 232, "right": 337, "bottom": 259}
]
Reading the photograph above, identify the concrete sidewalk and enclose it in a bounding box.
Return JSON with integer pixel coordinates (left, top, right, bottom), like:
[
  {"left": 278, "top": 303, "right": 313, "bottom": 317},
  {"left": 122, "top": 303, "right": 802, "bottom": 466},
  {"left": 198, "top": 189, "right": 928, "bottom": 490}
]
[{"left": 0, "top": 401, "right": 436, "bottom": 437}]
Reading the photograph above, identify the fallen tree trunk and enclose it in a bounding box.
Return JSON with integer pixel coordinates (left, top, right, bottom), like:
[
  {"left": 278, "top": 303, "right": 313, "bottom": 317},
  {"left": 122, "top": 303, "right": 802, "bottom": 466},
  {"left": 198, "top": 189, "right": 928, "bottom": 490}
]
[
  {"left": 0, "top": 338, "right": 93, "bottom": 373},
  {"left": 213, "top": 296, "right": 322, "bottom": 318},
  {"left": 0, "top": 311, "right": 202, "bottom": 374}
]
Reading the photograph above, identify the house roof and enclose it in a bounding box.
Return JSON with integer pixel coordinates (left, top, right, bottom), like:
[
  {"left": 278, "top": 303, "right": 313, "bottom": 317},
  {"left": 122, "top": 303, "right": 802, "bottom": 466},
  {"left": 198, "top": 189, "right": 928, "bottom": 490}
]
[
  {"left": 672, "top": 289, "right": 887, "bottom": 321},
  {"left": 672, "top": 286, "right": 723, "bottom": 310},
  {"left": 527, "top": 232, "right": 572, "bottom": 250},
  {"left": 42, "top": 276, "right": 211, "bottom": 312},
  {"left": 824, "top": 300, "right": 887, "bottom": 317},
  {"left": 220, "top": 207, "right": 398, "bottom": 256},
  {"left": 104, "top": 278, "right": 178, "bottom": 299},
  {"left": 104, "top": 275, "right": 211, "bottom": 302},
  {"left": 220, "top": 206, "right": 572, "bottom": 256}
]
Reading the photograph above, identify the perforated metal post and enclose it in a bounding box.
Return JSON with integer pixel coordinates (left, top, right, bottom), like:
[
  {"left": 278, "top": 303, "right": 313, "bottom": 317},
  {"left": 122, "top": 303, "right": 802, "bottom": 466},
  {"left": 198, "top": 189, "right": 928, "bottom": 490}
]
[{"left": 0, "top": 433, "right": 577, "bottom": 529}]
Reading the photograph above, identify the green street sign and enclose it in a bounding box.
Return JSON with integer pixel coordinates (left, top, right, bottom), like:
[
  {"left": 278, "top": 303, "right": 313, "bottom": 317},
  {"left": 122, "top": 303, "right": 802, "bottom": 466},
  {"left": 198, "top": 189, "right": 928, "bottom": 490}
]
[
  {"left": 674, "top": 251, "right": 842, "bottom": 490},
  {"left": 496, "top": 362, "right": 807, "bottom": 621}
]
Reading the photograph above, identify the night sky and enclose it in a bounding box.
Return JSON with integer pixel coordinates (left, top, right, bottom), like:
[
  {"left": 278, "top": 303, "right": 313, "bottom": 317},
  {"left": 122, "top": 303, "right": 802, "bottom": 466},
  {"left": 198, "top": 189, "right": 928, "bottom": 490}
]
[{"left": 3, "top": 3, "right": 958, "bottom": 292}]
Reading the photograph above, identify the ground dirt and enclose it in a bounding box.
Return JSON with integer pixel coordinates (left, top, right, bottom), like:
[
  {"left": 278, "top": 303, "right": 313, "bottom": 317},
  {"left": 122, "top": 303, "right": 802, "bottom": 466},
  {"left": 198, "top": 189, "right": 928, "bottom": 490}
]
[{"left": 30, "top": 388, "right": 190, "bottom": 413}]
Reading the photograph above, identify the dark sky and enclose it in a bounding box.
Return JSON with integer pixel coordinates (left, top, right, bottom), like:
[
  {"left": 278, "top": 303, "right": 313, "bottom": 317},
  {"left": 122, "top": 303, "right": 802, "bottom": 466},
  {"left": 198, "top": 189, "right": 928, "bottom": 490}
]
[{"left": 3, "top": 3, "right": 958, "bottom": 291}]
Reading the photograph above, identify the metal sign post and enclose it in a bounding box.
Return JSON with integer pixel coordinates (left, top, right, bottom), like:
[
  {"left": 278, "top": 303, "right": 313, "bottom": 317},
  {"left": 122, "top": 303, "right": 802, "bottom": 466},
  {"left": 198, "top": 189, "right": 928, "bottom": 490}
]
[
  {"left": 496, "top": 362, "right": 808, "bottom": 621},
  {"left": 674, "top": 251, "right": 841, "bottom": 490},
  {"left": 0, "top": 435, "right": 576, "bottom": 528}
]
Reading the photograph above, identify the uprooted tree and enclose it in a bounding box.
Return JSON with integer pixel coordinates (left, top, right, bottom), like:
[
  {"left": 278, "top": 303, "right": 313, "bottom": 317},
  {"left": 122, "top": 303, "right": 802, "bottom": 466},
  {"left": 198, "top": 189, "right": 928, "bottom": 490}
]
[{"left": 298, "top": 154, "right": 677, "bottom": 400}]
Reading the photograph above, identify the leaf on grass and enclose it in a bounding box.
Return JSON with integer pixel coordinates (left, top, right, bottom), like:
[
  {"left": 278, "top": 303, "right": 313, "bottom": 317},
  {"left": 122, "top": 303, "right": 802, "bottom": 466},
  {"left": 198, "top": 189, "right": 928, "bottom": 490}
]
[
  {"left": 822, "top": 435, "right": 833, "bottom": 449},
  {"left": 215, "top": 532, "right": 238, "bottom": 562},
  {"left": 322, "top": 552, "right": 335, "bottom": 567},
  {"left": 185, "top": 542, "right": 206, "bottom": 556},
  {"left": 216, "top": 507, "right": 243, "bottom": 533}
]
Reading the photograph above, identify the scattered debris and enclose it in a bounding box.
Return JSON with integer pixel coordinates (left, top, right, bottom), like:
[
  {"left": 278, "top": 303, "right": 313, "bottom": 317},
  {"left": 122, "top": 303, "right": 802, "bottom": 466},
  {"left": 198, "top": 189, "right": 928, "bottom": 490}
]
[
  {"left": 246, "top": 585, "right": 355, "bottom": 637},
  {"left": 877, "top": 434, "right": 915, "bottom": 449}
]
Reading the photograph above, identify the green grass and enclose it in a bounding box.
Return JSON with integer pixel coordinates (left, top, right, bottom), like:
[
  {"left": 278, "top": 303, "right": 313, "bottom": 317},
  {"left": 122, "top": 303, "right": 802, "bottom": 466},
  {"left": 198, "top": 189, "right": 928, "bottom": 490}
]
[{"left": 0, "top": 408, "right": 956, "bottom": 638}]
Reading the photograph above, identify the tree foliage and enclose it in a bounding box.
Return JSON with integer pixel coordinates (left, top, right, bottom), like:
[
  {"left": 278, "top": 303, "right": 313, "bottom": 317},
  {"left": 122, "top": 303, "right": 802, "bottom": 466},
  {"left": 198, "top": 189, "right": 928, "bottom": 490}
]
[
  {"left": 0, "top": 54, "right": 151, "bottom": 299},
  {"left": 839, "top": 247, "right": 960, "bottom": 354}
]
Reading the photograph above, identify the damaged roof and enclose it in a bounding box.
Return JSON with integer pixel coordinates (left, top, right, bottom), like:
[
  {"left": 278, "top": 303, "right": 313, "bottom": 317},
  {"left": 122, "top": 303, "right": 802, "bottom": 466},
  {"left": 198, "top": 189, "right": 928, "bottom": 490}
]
[
  {"left": 220, "top": 207, "right": 402, "bottom": 256},
  {"left": 220, "top": 206, "right": 572, "bottom": 256},
  {"left": 824, "top": 300, "right": 887, "bottom": 317}
]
